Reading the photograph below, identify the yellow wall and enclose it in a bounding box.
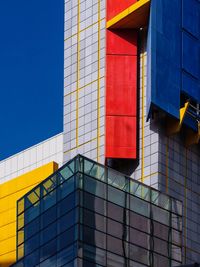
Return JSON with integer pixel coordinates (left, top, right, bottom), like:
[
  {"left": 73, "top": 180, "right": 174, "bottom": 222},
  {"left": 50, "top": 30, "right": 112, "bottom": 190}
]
[{"left": 0, "top": 162, "right": 58, "bottom": 267}]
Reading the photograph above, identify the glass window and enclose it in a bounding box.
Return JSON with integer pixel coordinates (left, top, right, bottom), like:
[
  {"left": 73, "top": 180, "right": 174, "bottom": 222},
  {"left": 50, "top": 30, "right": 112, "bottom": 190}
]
[
  {"left": 129, "top": 211, "right": 150, "bottom": 233},
  {"left": 58, "top": 208, "right": 77, "bottom": 234},
  {"left": 57, "top": 226, "right": 77, "bottom": 251},
  {"left": 24, "top": 234, "right": 39, "bottom": 256},
  {"left": 129, "top": 228, "right": 149, "bottom": 249},
  {"left": 41, "top": 189, "right": 57, "bottom": 212},
  {"left": 82, "top": 226, "right": 106, "bottom": 250},
  {"left": 107, "top": 235, "right": 125, "bottom": 256},
  {"left": 83, "top": 244, "right": 106, "bottom": 266},
  {"left": 57, "top": 244, "right": 76, "bottom": 267},
  {"left": 154, "top": 237, "right": 169, "bottom": 257},
  {"left": 108, "top": 186, "right": 128, "bottom": 207},
  {"left": 58, "top": 192, "right": 76, "bottom": 217},
  {"left": 24, "top": 249, "right": 39, "bottom": 267},
  {"left": 24, "top": 203, "right": 40, "bottom": 225},
  {"left": 129, "top": 260, "right": 147, "bottom": 267},
  {"left": 107, "top": 252, "right": 125, "bottom": 267},
  {"left": 41, "top": 205, "right": 57, "bottom": 229},
  {"left": 107, "top": 202, "right": 124, "bottom": 223},
  {"left": 17, "top": 243, "right": 24, "bottom": 260},
  {"left": 83, "top": 192, "right": 106, "bottom": 216},
  {"left": 130, "top": 181, "right": 150, "bottom": 202},
  {"left": 40, "top": 254, "right": 57, "bottom": 267},
  {"left": 60, "top": 164, "right": 75, "bottom": 182},
  {"left": 129, "top": 243, "right": 149, "bottom": 265},
  {"left": 172, "top": 229, "right": 182, "bottom": 246},
  {"left": 107, "top": 219, "right": 124, "bottom": 240},
  {"left": 40, "top": 222, "right": 57, "bottom": 245},
  {"left": 84, "top": 159, "right": 106, "bottom": 182},
  {"left": 130, "top": 195, "right": 150, "bottom": 217},
  {"left": 172, "top": 213, "right": 182, "bottom": 231},
  {"left": 171, "top": 245, "right": 182, "bottom": 262},
  {"left": 151, "top": 190, "right": 170, "bottom": 210},
  {"left": 108, "top": 169, "right": 128, "bottom": 192},
  {"left": 84, "top": 175, "right": 106, "bottom": 199},
  {"left": 24, "top": 217, "right": 40, "bottom": 241},
  {"left": 58, "top": 176, "right": 75, "bottom": 200},
  {"left": 82, "top": 209, "right": 106, "bottom": 232},
  {"left": 40, "top": 238, "right": 57, "bottom": 262},
  {"left": 151, "top": 205, "right": 169, "bottom": 225},
  {"left": 153, "top": 221, "right": 169, "bottom": 241},
  {"left": 153, "top": 253, "right": 169, "bottom": 267}
]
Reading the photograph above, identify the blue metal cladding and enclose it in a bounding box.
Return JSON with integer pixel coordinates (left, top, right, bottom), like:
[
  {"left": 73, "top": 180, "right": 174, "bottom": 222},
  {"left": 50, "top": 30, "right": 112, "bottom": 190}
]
[{"left": 147, "top": 0, "right": 200, "bottom": 130}]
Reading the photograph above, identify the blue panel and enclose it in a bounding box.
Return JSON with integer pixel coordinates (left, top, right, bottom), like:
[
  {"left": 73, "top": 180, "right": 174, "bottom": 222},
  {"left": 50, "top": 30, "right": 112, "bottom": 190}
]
[
  {"left": 182, "top": 0, "right": 200, "bottom": 38},
  {"left": 147, "top": 0, "right": 200, "bottom": 131},
  {"left": 182, "top": 32, "right": 200, "bottom": 79}
]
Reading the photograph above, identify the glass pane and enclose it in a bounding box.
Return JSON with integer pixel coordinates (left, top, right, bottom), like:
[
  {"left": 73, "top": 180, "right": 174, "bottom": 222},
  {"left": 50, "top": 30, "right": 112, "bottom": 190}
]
[
  {"left": 82, "top": 209, "right": 106, "bottom": 233},
  {"left": 42, "top": 174, "right": 57, "bottom": 196},
  {"left": 41, "top": 190, "right": 56, "bottom": 212},
  {"left": 84, "top": 175, "right": 106, "bottom": 199},
  {"left": 108, "top": 186, "right": 128, "bottom": 207},
  {"left": 130, "top": 181, "right": 150, "bottom": 201},
  {"left": 24, "top": 234, "right": 39, "bottom": 256},
  {"left": 40, "top": 238, "right": 57, "bottom": 262},
  {"left": 24, "top": 203, "right": 40, "bottom": 225},
  {"left": 83, "top": 244, "right": 106, "bottom": 266},
  {"left": 17, "top": 229, "right": 24, "bottom": 246},
  {"left": 172, "top": 199, "right": 182, "bottom": 216},
  {"left": 153, "top": 221, "right": 169, "bottom": 241},
  {"left": 40, "top": 222, "right": 57, "bottom": 245},
  {"left": 83, "top": 192, "right": 106, "bottom": 216},
  {"left": 153, "top": 253, "right": 169, "bottom": 267},
  {"left": 57, "top": 226, "right": 78, "bottom": 251},
  {"left": 18, "top": 198, "right": 24, "bottom": 215},
  {"left": 172, "top": 229, "right": 182, "bottom": 246},
  {"left": 24, "top": 249, "right": 39, "bottom": 267},
  {"left": 18, "top": 213, "right": 24, "bottom": 230},
  {"left": 172, "top": 213, "right": 182, "bottom": 231},
  {"left": 57, "top": 244, "right": 76, "bottom": 267},
  {"left": 107, "top": 252, "right": 125, "bottom": 267},
  {"left": 130, "top": 195, "right": 150, "bottom": 217},
  {"left": 107, "top": 219, "right": 125, "bottom": 240},
  {"left": 107, "top": 235, "right": 126, "bottom": 256},
  {"left": 58, "top": 176, "right": 75, "bottom": 200},
  {"left": 58, "top": 192, "right": 76, "bottom": 217},
  {"left": 154, "top": 237, "right": 169, "bottom": 257},
  {"left": 108, "top": 169, "right": 128, "bottom": 192},
  {"left": 60, "top": 162, "right": 75, "bottom": 182},
  {"left": 41, "top": 205, "right": 57, "bottom": 229},
  {"left": 151, "top": 190, "right": 170, "bottom": 210},
  {"left": 58, "top": 208, "right": 77, "bottom": 234},
  {"left": 24, "top": 217, "right": 40, "bottom": 241},
  {"left": 171, "top": 245, "right": 182, "bottom": 262},
  {"left": 130, "top": 228, "right": 149, "bottom": 249},
  {"left": 40, "top": 254, "right": 56, "bottom": 267},
  {"left": 107, "top": 202, "right": 124, "bottom": 223},
  {"left": 151, "top": 205, "right": 169, "bottom": 225},
  {"left": 17, "top": 244, "right": 24, "bottom": 260},
  {"left": 84, "top": 159, "right": 106, "bottom": 182},
  {"left": 81, "top": 226, "right": 106, "bottom": 250},
  {"left": 129, "top": 211, "right": 150, "bottom": 233},
  {"left": 129, "top": 243, "right": 149, "bottom": 265}
]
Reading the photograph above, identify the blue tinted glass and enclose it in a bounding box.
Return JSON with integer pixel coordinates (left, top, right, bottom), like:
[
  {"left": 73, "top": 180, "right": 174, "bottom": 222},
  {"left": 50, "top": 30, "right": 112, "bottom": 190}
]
[
  {"left": 41, "top": 205, "right": 57, "bottom": 229},
  {"left": 58, "top": 176, "right": 75, "bottom": 200},
  {"left": 57, "top": 244, "right": 76, "bottom": 267},
  {"left": 40, "top": 222, "right": 57, "bottom": 245},
  {"left": 40, "top": 238, "right": 57, "bottom": 262},
  {"left": 58, "top": 192, "right": 76, "bottom": 216},
  {"left": 58, "top": 208, "right": 77, "bottom": 234},
  {"left": 24, "top": 234, "right": 39, "bottom": 256}
]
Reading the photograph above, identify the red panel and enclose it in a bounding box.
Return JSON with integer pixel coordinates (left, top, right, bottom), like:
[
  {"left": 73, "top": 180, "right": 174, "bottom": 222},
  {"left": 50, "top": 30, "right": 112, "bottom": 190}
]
[
  {"left": 106, "top": 55, "right": 137, "bottom": 116},
  {"left": 107, "top": 30, "right": 137, "bottom": 55},
  {"left": 106, "top": 116, "right": 137, "bottom": 158},
  {"left": 107, "top": 0, "right": 137, "bottom": 21}
]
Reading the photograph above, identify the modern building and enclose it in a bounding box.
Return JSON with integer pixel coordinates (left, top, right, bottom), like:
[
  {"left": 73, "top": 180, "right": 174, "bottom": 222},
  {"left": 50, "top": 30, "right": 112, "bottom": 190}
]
[
  {"left": 0, "top": 0, "right": 200, "bottom": 266},
  {"left": 11, "top": 155, "right": 182, "bottom": 267}
]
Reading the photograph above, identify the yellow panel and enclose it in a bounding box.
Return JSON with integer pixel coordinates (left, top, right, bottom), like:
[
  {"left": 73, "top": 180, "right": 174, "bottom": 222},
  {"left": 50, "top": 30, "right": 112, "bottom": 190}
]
[
  {"left": 107, "top": 0, "right": 150, "bottom": 29},
  {"left": 0, "top": 161, "right": 58, "bottom": 267},
  {"left": 0, "top": 251, "right": 15, "bottom": 267}
]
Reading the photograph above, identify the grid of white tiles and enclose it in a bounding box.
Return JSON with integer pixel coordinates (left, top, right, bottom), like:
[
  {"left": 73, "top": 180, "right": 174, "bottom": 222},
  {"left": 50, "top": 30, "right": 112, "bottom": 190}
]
[
  {"left": 0, "top": 133, "right": 63, "bottom": 184},
  {"left": 134, "top": 33, "right": 200, "bottom": 264},
  {"left": 63, "top": 0, "right": 105, "bottom": 164}
]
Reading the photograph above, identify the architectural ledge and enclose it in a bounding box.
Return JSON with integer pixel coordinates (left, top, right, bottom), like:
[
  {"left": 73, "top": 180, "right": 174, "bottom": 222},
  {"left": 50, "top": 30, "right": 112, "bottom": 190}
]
[{"left": 107, "top": 0, "right": 150, "bottom": 29}]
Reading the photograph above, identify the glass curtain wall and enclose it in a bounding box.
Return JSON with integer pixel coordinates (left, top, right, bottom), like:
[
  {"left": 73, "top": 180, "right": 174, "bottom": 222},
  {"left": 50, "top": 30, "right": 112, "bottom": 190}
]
[{"left": 12, "top": 155, "right": 182, "bottom": 267}]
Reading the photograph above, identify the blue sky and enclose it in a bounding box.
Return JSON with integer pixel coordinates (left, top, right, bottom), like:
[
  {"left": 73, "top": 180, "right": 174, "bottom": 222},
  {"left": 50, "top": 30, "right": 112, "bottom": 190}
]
[{"left": 0, "top": 0, "right": 64, "bottom": 160}]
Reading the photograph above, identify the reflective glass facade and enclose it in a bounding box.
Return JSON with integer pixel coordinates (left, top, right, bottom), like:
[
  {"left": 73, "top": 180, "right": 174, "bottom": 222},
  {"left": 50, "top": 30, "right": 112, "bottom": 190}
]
[{"left": 12, "top": 155, "right": 182, "bottom": 267}]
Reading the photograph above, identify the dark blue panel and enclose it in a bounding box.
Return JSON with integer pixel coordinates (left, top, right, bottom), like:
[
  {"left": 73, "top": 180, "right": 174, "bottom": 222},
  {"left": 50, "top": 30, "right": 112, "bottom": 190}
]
[
  {"left": 182, "top": 0, "right": 200, "bottom": 38},
  {"left": 182, "top": 32, "right": 200, "bottom": 79},
  {"left": 147, "top": 0, "right": 200, "bottom": 130}
]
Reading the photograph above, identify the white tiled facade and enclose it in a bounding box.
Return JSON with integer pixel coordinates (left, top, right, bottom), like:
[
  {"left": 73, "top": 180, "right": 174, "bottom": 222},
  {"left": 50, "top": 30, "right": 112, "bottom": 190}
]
[
  {"left": 0, "top": 133, "right": 63, "bottom": 184},
  {"left": 133, "top": 32, "right": 200, "bottom": 264},
  {"left": 63, "top": 0, "right": 105, "bottom": 164},
  {"left": 63, "top": 1, "right": 200, "bottom": 261}
]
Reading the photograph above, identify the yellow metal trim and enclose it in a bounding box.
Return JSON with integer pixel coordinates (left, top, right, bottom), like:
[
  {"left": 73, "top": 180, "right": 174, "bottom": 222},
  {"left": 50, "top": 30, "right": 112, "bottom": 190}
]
[
  {"left": 141, "top": 42, "right": 145, "bottom": 183},
  {"left": 167, "top": 101, "right": 190, "bottom": 135},
  {"left": 97, "top": 0, "right": 101, "bottom": 162},
  {"left": 180, "top": 101, "right": 190, "bottom": 124},
  {"left": 76, "top": 0, "right": 81, "bottom": 147},
  {"left": 107, "top": 0, "right": 150, "bottom": 29}
]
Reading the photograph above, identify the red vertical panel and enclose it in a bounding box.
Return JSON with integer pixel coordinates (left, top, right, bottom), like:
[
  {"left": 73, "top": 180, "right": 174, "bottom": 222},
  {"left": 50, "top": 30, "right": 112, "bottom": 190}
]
[
  {"left": 107, "top": 0, "right": 137, "bottom": 20},
  {"left": 106, "top": 27, "right": 138, "bottom": 159}
]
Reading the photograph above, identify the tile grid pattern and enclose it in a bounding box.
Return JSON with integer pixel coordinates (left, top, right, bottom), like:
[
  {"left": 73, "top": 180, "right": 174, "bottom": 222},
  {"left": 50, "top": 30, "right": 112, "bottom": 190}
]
[
  {"left": 135, "top": 32, "right": 200, "bottom": 264},
  {"left": 63, "top": 0, "right": 105, "bottom": 164},
  {"left": 0, "top": 134, "right": 63, "bottom": 184}
]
